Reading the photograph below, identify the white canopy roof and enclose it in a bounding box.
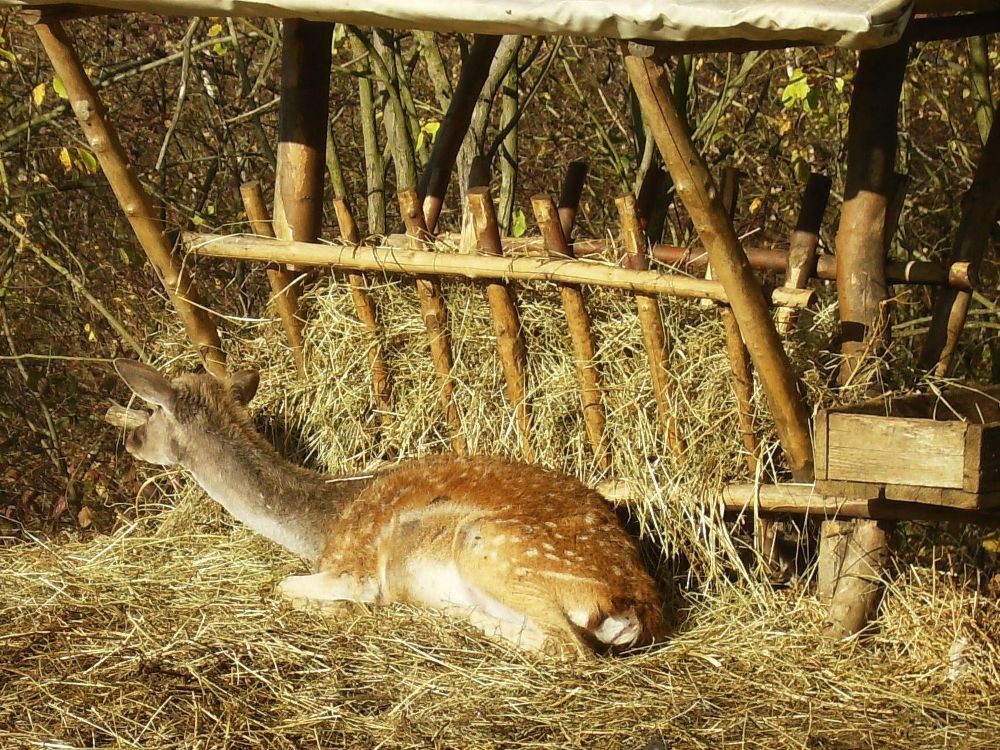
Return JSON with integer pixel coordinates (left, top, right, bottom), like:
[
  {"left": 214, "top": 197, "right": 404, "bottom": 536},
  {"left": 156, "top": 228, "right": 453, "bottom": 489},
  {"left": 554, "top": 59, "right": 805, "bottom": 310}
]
[{"left": 3, "top": 0, "right": 918, "bottom": 48}]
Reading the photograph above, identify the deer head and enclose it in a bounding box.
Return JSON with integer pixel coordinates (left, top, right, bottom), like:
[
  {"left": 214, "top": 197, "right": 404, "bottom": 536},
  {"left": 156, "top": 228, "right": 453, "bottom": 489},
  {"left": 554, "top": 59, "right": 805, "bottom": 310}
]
[{"left": 112, "top": 359, "right": 260, "bottom": 466}]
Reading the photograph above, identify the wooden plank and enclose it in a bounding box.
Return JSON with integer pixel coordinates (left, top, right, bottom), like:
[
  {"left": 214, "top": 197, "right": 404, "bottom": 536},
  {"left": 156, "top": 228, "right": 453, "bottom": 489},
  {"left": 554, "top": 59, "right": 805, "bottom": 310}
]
[
  {"left": 964, "top": 424, "right": 984, "bottom": 493},
  {"left": 824, "top": 384, "right": 1000, "bottom": 421},
  {"left": 826, "top": 413, "right": 967, "bottom": 488},
  {"left": 976, "top": 425, "right": 1000, "bottom": 491},
  {"left": 813, "top": 477, "right": 991, "bottom": 510},
  {"left": 883, "top": 483, "right": 997, "bottom": 510},
  {"left": 814, "top": 410, "right": 829, "bottom": 481}
]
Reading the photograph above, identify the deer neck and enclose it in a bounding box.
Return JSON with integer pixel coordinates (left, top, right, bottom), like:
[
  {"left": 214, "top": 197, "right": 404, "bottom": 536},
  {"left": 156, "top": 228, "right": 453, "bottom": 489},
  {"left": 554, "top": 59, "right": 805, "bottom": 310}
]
[{"left": 181, "top": 430, "right": 369, "bottom": 564}]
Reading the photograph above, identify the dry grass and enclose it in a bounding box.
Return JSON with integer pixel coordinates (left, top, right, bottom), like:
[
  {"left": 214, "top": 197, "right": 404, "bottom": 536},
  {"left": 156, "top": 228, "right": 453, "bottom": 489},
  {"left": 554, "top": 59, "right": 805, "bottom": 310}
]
[{"left": 2, "top": 266, "right": 998, "bottom": 748}]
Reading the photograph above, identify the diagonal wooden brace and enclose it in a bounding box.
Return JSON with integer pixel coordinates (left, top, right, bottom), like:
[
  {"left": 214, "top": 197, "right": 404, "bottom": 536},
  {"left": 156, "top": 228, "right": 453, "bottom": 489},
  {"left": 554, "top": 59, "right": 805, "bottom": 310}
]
[
  {"left": 623, "top": 51, "right": 813, "bottom": 480},
  {"left": 32, "top": 17, "right": 226, "bottom": 377}
]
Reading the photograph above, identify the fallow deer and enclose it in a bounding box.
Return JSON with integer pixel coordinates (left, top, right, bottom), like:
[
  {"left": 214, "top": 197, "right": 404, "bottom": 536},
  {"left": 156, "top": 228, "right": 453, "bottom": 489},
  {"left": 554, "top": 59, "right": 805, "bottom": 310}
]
[{"left": 112, "top": 359, "right": 666, "bottom": 654}]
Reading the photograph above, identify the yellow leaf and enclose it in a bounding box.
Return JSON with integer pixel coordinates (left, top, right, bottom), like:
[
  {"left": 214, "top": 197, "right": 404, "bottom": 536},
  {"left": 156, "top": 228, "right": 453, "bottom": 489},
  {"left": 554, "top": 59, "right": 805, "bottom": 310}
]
[
  {"left": 208, "top": 23, "right": 223, "bottom": 37},
  {"left": 58, "top": 147, "right": 73, "bottom": 173},
  {"left": 749, "top": 197, "right": 763, "bottom": 215},
  {"left": 32, "top": 82, "right": 45, "bottom": 107},
  {"left": 14, "top": 213, "right": 26, "bottom": 228},
  {"left": 983, "top": 537, "right": 1000, "bottom": 554}
]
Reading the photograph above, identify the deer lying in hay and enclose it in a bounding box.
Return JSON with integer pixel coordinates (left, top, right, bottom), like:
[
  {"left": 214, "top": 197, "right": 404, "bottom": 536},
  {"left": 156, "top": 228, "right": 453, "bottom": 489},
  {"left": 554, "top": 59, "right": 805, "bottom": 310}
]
[{"left": 111, "top": 359, "right": 666, "bottom": 655}]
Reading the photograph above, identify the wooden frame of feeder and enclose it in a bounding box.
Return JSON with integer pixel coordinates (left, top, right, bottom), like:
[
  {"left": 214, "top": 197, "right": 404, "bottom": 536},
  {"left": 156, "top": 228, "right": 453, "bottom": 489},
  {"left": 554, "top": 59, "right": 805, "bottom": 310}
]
[{"left": 22, "top": 3, "right": 1000, "bottom": 643}]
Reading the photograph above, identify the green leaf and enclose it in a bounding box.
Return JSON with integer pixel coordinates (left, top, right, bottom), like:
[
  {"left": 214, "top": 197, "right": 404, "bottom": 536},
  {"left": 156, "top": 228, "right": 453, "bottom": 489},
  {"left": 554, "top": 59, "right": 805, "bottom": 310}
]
[
  {"left": 780, "top": 68, "right": 811, "bottom": 110},
  {"left": 511, "top": 209, "right": 527, "bottom": 238},
  {"left": 75, "top": 148, "right": 98, "bottom": 174},
  {"left": 53, "top": 76, "right": 69, "bottom": 99}
]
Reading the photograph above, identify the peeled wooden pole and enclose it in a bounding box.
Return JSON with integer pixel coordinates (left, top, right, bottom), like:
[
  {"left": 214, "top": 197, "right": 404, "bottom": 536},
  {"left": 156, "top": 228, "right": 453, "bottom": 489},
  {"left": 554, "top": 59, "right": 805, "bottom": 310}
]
[
  {"left": 399, "top": 189, "right": 466, "bottom": 454},
  {"left": 635, "top": 166, "right": 668, "bottom": 235},
  {"left": 32, "top": 18, "right": 226, "bottom": 377},
  {"left": 533, "top": 195, "right": 611, "bottom": 473},
  {"left": 186, "top": 232, "right": 814, "bottom": 307},
  {"left": 723, "top": 482, "right": 1000, "bottom": 528},
  {"left": 332, "top": 197, "right": 394, "bottom": 428},
  {"left": 775, "top": 173, "right": 832, "bottom": 335},
  {"left": 418, "top": 35, "right": 502, "bottom": 232},
  {"left": 624, "top": 51, "right": 813, "bottom": 480},
  {"left": 654, "top": 246, "right": 974, "bottom": 290},
  {"left": 557, "top": 161, "right": 589, "bottom": 241},
  {"left": 713, "top": 168, "right": 759, "bottom": 475},
  {"left": 617, "top": 194, "right": 685, "bottom": 459},
  {"left": 919, "top": 113, "right": 1000, "bottom": 376},
  {"left": 273, "top": 19, "right": 333, "bottom": 268},
  {"left": 836, "top": 43, "right": 907, "bottom": 387},
  {"left": 824, "top": 43, "right": 908, "bottom": 639},
  {"left": 825, "top": 521, "right": 890, "bottom": 639},
  {"left": 240, "top": 181, "right": 306, "bottom": 376},
  {"left": 467, "top": 187, "right": 534, "bottom": 461}
]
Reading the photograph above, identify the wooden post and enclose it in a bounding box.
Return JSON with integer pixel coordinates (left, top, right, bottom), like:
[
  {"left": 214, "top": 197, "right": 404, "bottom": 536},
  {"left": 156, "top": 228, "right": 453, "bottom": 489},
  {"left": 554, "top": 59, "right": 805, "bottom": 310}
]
[
  {"left": 775, "top": 173, "right": 832, "bottom": 336},
  {"left": 824, "top": 520, "right": 890, "bottom": 638},
  {"left": 532, "top": 195, "right": 611, "bottom": 473},
  {"left": 624, "top": 51, "right": 813, "bottom": 480},
  {"left": 32, "top": 18, "right": 226, "bottom": 377},
  {"left": 617, "top": 194, "right": 685, "bottom": 459},
  {"left": 399, "top": 189, "right": 466, "bottom": 454},
  {"left": 919, "top": 114, "right": 1000, "bottom": 376},
  {"left": 418, "top": 35, "right": 502, "bottom": 232},
  {"left": 467, "top": 187, "right": 534, "bottom": 461},
  {"left": 635, "top": 166, "right": 668, "bottom": 237},
  {"left": 332, "top": 197, "right": 394, "bottom": 430},
  {"left": 816, "top": 520, "right": 851, "bottom": 603},
  {"left": 557, "top": 161, "right": 589, "bottom": 241},
  {"left": 835, "top": 43, "right": 908, "bottom": 388},
  {"left": 823, "top": 42, "right": 908, "bottom": 639},
  {"left": 712, "top": 167, "right": 759, "bottom": 475},
  {"left": 240, "top": 181, "right": 306, "bottom": 376},
  {"left": 273, "top": 19, "right": 333, "bottom": 264}
]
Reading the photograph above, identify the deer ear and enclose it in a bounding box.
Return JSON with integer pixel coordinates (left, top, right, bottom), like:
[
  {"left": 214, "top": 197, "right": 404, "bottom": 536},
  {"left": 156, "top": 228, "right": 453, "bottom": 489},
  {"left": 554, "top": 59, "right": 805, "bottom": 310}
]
[
  {"left": 228, "top": 370, "right": 260, "bottom": 406},
  {"left": 114, "top": 359, "right": 176, "bottom": 413}
]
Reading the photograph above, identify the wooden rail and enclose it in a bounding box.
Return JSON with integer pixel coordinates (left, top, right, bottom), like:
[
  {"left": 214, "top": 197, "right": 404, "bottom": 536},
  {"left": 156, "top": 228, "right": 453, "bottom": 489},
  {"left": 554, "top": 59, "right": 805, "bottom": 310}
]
[{"left": 182, "top": 233, "right": 815, "bottom": 308}]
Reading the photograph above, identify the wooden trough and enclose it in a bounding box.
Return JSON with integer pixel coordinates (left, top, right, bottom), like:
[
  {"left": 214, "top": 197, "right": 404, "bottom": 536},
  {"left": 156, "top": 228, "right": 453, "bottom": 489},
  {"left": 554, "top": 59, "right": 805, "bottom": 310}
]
[
  {"left": 815, "top": 386, "right": 1000, "bottom": 510},
  {"left": 6, "top": 0, "right": 1000, "bottom": 640}
]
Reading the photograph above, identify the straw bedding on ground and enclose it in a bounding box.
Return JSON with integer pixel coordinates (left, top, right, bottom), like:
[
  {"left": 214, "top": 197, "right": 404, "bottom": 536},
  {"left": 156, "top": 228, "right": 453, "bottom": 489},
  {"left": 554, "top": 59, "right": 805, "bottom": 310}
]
[{"left": 2, "top": 266, "right": 998, "bottom": 748}]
